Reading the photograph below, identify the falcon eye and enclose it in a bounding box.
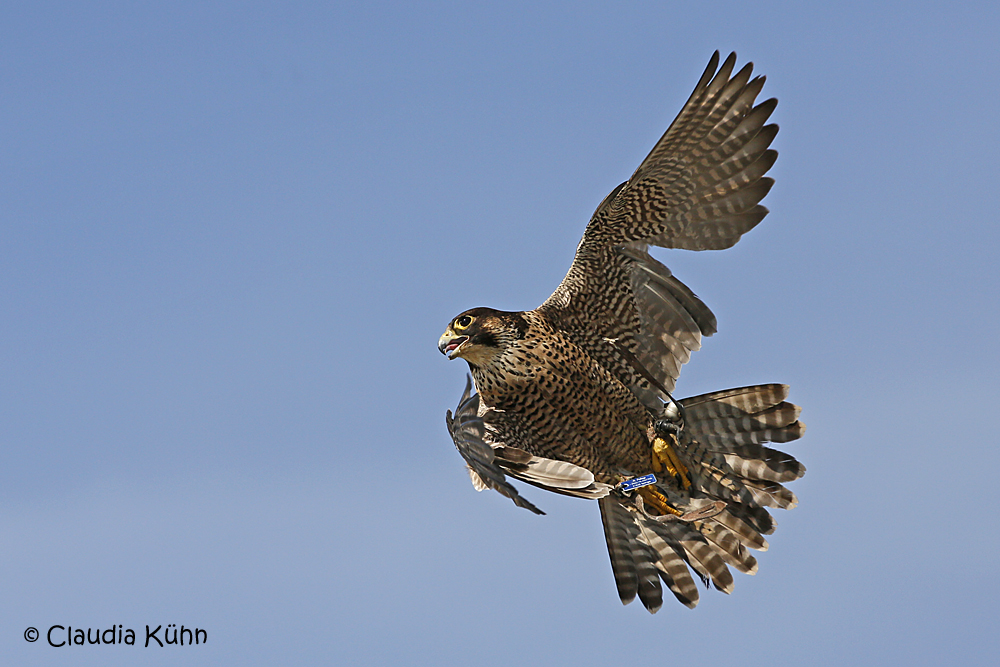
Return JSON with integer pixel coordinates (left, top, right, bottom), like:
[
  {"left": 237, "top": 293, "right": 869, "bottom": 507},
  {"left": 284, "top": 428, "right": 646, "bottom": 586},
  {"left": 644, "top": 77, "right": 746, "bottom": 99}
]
[{"left": 454, "top": 315, "right": 474, "bottom": 330}]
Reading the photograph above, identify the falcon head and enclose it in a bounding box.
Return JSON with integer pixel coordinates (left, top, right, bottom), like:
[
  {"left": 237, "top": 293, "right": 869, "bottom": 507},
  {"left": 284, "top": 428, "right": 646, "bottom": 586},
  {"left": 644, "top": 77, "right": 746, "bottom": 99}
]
[{"left": 438, "top": 307, "right": 526, "bottom": 367}]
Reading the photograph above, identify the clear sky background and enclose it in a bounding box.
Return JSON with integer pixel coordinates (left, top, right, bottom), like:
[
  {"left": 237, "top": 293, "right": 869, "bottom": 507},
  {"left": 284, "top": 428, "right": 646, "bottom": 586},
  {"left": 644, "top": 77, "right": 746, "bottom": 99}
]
[{"left": 2, "top": 1, "right": 998, "bottom": 665}]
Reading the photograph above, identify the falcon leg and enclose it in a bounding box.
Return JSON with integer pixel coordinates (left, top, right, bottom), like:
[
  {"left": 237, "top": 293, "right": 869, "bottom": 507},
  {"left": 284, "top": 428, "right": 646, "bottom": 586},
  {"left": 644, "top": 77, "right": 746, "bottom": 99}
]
[
  {"left": 636, "top": 486, "right": 683, "bottom": 517},
  {"left": 651, "top": 436, "right": 691, "bottom": 490}
]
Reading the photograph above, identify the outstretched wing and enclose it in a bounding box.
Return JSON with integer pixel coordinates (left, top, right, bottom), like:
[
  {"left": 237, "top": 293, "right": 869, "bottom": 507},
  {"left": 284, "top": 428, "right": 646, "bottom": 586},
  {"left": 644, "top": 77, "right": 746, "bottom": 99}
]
[{"left": 538, "top": 51, "right": 778, "bottom": 399}]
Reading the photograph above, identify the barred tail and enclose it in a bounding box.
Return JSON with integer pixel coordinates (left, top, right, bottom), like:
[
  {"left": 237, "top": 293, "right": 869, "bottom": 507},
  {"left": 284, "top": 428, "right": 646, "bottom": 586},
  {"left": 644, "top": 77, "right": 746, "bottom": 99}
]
[{"left": 599, "top": 384, "right": 805, "bottom": 612}]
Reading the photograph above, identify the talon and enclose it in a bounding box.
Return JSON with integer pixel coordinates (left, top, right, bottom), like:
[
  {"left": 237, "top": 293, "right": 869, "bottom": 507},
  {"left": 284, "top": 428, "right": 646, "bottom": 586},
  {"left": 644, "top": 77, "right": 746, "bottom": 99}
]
[
  {"left": 637, "top": 486, "right": 683, "bottom": 517},
  {"left": 652, "top": 436, "right": 691, "bottom": 490}
]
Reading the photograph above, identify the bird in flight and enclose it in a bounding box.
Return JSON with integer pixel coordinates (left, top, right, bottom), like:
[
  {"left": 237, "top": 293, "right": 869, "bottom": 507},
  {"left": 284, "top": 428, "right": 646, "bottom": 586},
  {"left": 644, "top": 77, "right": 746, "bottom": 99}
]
[{"left": 438, "top": 52, "right": 805, "bottom": 612}]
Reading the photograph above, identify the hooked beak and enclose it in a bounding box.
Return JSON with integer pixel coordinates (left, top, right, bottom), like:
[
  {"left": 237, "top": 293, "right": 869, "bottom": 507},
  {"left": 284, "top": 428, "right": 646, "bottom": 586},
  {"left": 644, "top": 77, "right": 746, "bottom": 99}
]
[{"left": 438, "top": 329, "right": 469, "bottom": 359}]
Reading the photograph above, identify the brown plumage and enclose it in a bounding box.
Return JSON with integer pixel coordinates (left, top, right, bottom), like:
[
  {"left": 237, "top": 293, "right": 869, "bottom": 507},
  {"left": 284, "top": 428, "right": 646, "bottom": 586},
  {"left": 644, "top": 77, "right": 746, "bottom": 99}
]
[{"left": 439, "top": 52, "right": 805, "bottom": 612}]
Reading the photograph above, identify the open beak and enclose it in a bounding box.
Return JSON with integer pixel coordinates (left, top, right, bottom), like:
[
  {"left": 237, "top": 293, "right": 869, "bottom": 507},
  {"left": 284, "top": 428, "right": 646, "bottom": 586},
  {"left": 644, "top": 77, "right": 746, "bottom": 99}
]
[{"left": 438, "top": 329, "right": 469, "bottom": 359}]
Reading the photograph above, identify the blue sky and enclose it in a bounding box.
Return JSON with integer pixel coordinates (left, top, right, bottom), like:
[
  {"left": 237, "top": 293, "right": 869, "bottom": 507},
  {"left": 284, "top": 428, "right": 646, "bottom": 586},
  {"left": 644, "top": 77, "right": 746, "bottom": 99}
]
[{"left": 2, "top": 1, "right": 998, "bottom": 665}]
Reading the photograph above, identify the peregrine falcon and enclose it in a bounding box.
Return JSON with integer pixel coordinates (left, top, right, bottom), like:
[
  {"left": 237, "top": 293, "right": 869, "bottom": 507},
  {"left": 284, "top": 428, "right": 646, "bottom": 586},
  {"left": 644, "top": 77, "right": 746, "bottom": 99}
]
[{"left": 439, "top": 52, "right": 805, "bottom": 612}]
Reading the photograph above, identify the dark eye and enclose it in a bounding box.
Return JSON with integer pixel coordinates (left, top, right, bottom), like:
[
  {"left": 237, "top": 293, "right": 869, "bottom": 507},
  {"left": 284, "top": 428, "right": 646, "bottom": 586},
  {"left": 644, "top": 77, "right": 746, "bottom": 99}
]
[{"left": 455, "top": 315, "right": 474, "bottom": 330}]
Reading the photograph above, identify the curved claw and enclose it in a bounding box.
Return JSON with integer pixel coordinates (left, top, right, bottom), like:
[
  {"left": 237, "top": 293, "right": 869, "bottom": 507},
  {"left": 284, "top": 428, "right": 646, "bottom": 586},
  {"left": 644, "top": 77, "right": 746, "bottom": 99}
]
[{"left": 637, "top": 486, "right": 683, "bottom": 517}]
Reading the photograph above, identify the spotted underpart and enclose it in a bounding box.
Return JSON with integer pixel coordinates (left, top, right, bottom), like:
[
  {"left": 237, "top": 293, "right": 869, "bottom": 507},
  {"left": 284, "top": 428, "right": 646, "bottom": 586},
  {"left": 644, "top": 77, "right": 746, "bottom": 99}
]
[
  {"left": 454, "top": 308, "right": 653, "bottom": 480},
  {"left": 440, "top": 52, "right": 807, "bottom": 613}
]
